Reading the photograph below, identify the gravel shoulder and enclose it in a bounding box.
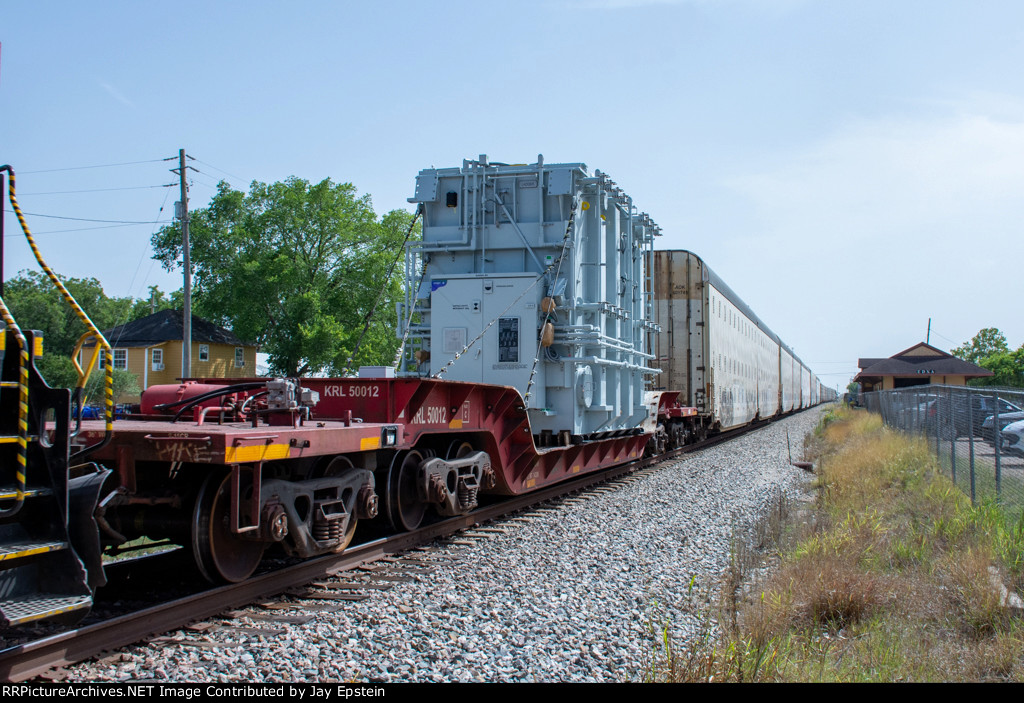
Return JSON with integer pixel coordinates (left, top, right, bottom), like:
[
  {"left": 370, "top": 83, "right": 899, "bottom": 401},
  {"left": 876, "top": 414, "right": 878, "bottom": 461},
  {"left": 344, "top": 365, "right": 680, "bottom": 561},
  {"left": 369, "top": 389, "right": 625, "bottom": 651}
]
[{"left": 62, "top": 407, "right": 827, "bottom": 683}]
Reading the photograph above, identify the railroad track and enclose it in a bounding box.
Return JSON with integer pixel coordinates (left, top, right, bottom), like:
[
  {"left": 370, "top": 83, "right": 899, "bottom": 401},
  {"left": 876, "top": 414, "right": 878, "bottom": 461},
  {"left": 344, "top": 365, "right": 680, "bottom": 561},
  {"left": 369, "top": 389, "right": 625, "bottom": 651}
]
[{"left": 0, "top": 419, "right": 767, "bottom": 682}]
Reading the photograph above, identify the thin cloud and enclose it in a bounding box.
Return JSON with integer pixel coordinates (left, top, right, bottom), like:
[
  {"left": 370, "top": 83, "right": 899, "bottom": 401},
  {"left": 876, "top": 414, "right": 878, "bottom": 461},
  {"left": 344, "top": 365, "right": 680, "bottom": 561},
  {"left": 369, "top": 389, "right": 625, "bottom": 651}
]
[
  {"left": 98, "top": 81, "right": 135, "bottom": 108},
  {"left": 566, "top": 0, "right": 807, "bottom": 10},
  {"left": 570, "top": 0, "right": 688, "bottom": 7},
  {"left": 728, "top": 109, "right": 1024, "bottom": 249},
  {"left": 722, "top": 101, "right": 1024, "bottom": 357}
]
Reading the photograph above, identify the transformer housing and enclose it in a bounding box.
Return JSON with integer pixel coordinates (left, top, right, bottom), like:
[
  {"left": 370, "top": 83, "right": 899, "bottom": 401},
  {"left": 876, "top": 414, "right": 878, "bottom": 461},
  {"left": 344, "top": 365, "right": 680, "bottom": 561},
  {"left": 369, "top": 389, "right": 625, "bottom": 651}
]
[{"left": 399, "top": 155, "right": 661, "bottom": 437}]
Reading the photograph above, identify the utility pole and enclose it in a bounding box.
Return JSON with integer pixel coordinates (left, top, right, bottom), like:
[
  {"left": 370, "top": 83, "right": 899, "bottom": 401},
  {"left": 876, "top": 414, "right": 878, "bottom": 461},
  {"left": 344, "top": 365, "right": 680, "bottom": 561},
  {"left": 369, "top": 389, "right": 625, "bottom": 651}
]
[
  {"left": 170, "top": 149, "right": 197, "bottom": 378},
  {"left": 927, "top": 317, "right": 932, "bottom": 345}
]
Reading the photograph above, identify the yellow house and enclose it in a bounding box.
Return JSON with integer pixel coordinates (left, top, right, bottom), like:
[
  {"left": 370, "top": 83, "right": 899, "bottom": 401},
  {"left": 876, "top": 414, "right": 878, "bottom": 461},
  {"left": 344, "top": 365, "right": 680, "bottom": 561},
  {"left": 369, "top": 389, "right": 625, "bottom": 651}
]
[
  {"left": 89, "top": 309, "right": 259, "bottom": 402},
  {"left": 854, "top": 342, "right": 993, "bottom": 393}
]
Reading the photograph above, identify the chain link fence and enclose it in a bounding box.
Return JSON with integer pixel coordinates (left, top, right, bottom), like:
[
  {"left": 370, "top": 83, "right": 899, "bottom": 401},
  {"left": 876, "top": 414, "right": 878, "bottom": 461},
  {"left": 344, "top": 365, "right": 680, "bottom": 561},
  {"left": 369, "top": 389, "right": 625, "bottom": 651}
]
[{"left": 861, "top": 385, "right": 1024, "bottom": 513}]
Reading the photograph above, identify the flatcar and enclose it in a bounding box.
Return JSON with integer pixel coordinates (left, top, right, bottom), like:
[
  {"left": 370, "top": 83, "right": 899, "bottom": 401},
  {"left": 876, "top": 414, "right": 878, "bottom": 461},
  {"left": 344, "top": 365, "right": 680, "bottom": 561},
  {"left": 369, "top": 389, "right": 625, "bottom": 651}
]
[{"left": 0, "top": 156, "right": 831, "bottom": 628}]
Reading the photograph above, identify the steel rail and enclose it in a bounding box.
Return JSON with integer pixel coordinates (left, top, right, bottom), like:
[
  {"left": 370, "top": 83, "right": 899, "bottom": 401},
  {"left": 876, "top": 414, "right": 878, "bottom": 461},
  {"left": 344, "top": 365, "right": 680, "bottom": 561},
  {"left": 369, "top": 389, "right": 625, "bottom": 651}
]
[{"left": 0, "top": 413, "right": 785, "bottom": 681}]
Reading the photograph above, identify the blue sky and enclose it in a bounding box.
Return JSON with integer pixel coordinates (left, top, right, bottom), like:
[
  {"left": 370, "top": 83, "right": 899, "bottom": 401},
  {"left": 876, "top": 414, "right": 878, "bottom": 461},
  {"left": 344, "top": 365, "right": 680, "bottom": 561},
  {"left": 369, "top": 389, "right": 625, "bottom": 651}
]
[{"left": 4, "top": 0, "right": 1024, "bottom": 388}]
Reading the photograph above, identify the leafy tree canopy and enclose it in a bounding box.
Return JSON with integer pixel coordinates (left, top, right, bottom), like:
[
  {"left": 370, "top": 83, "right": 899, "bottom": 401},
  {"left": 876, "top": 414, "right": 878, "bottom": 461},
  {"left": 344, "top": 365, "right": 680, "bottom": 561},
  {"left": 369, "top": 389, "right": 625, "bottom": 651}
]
[
  {"left": 2, "top": 271, "right": 178, "bottom": 392},
  {"left": 974, "top": 348, "right": 1024, "bottom": 388},
  {"left": 954, "top": 328, "right": 1024, "bottom": 388},
  {"left": 3, "top": 270, "right": 177, "bottom": 356},
  {"left": 125, "top": 285, "right": 182, "bottom": 323},
  {"left": 951, "top": 327, "right": 1009, "bottom": 365},
  {"left": 151, "top": 178, "right": 419, "bottom": 376},
  {"left": 34, "top": 355, "right": 140, "bottom": 405}
]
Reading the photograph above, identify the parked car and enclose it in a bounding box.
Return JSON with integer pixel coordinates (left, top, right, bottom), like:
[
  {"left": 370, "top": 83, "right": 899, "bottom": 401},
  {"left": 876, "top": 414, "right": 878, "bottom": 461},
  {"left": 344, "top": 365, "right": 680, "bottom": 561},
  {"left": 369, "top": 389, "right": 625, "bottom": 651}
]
[
  {"left": 924, "top": 394, "right": 1022, "bottom": 437},
  {"left": 894, "top": 393, "right": 939, "bottom": 428},
  {"left": 999, "top": 419, "right": 1024, "bottom": 457},
  {"left": 76, "top": 404, "right": 128, "bottom": 421},
  {"left": 981, "top": 410, "right": 1024, "bottom": 442}
]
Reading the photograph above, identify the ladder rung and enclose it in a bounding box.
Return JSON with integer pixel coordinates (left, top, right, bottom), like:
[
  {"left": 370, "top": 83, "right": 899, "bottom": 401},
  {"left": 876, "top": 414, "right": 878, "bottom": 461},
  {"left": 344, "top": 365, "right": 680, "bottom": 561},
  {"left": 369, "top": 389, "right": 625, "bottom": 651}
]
[{"left": 0, "top": 540, "right": 67, "bottom": 561}]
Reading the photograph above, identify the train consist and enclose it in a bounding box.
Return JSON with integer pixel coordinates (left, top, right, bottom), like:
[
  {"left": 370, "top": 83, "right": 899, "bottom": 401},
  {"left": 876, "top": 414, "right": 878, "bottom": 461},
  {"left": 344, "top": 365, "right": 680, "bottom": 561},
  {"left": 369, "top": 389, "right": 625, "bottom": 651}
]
[
  {"left": 649, "top": 250, "right": 835, "bottom": 450},
  {"left": 0, "top": 156, "right": 835, "bottom": 628}
]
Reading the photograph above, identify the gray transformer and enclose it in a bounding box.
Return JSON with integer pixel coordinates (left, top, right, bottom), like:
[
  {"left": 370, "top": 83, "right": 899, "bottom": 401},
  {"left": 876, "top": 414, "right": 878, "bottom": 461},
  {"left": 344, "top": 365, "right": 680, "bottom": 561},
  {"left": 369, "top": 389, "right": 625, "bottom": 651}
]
[{"left": 399, "top": 155, "right": 661, "bottom": 438}]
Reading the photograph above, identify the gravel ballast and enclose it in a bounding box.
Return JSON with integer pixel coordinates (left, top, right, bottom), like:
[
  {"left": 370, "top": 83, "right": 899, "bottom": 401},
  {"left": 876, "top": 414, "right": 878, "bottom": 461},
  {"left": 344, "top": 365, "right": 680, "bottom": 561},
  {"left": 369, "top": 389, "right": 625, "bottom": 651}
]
[{"left": 63, "top": 407, "right": 827, "bottom": 683}]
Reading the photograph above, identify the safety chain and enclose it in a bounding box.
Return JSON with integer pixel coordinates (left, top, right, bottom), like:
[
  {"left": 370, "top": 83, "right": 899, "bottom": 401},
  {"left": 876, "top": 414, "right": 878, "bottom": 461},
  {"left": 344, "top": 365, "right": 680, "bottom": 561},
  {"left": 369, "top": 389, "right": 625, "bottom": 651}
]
[{"left": 523, "top": 198, "right": 579, "bottom": 403}]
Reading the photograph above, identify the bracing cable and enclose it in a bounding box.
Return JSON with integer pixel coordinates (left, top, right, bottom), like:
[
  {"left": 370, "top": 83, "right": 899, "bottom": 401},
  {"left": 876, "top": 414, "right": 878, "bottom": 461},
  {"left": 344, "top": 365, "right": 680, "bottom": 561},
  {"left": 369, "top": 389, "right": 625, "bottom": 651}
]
[{"left": 341, "top": 208, "right": 421, "bottom": 376}]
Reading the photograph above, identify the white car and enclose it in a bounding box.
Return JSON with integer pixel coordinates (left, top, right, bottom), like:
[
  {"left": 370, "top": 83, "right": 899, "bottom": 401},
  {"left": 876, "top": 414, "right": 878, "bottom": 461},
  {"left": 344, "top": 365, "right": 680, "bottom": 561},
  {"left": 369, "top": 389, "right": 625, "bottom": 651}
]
[{"left": 999, "top": 419, "right": 1024, "bottom": 457}]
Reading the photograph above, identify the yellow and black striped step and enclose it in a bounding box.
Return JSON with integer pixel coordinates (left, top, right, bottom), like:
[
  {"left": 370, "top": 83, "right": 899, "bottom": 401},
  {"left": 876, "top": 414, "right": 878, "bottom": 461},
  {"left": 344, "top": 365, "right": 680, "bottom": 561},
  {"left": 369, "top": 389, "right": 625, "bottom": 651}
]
[
  {"left": 0, "top": 485, "right": 52, "bottom": 500},
  {"left": 0, "top": 593, "right": 92, "bottom": 626},
  {"left": 0, "top": 434, "right": 38, "bottom": 445},
  {"left": 0, "top": 540, "right": 67, "bottom": 561}
]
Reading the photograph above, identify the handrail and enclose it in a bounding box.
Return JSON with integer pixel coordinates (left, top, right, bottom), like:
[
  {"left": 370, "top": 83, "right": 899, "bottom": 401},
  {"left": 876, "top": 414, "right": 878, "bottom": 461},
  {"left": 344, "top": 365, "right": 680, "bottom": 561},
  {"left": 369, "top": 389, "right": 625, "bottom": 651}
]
[
  {"left": 0, "top": 165, "right": 114, "bottom": 460},
  {"left": 0, "top": 302, "right": 30, "bottom": 517}
]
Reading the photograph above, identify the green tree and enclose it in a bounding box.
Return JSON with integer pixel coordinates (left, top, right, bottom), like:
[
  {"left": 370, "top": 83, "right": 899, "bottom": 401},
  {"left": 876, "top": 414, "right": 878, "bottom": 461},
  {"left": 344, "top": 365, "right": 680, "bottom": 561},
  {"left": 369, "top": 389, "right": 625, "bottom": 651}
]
[
  {"left": 952, "top": 328, "right": 1009, "bottom": 364},
  {"left": 124, "top": 285, "right": 181, "bottom": 323},
  {"left": 83, "top": 367, "right": 140, "bottom": 405},
  {"left": 3, "top": 271, "right": 182, "bottom": 393},
  {"left": 3, "top": 270, "right": 137, "bottom": 356},
  {"left": 953, "top": 328, "right": 1024, "bottom": 388},
  {"left": 151, "top": 178, "right": 418, "bottom": 376},
  {"left": 34, "top": 355, "right": 140, "bottom": 405},
  {"left": 970, "top": 346, "right": 1024, "bottom": 388}
]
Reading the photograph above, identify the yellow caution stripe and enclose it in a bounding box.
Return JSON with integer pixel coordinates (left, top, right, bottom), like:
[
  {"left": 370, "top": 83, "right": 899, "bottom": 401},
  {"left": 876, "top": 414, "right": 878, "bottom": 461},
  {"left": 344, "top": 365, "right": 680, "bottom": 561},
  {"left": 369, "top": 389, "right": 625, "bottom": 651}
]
[
  {"left": 225, "top": 443, "right": 290, "bottom": 463},
  {"left": 0, "top": 541, "right": 66, "bottom": 561},
  {"left": 0, "top": 487, "right": 48, "bottom": 500}
]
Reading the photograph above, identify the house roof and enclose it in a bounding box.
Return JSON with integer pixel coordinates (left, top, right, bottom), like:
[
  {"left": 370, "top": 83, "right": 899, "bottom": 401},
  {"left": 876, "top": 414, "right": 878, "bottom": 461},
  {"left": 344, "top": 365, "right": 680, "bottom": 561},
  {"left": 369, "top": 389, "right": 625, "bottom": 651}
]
[
  {"left": 854, "top": 341, "right": 992, "bottom": 381},
  {"left": 95, "top": 309, "right": 251, "bottom": 349}
]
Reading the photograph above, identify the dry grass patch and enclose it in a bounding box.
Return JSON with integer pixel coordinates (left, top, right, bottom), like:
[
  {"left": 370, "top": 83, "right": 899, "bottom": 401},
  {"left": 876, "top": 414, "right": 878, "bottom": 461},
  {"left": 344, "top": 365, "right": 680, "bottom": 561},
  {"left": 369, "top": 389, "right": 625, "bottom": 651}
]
[{"left": 648, "top": 405, "right": 1024, "bottom": 682}]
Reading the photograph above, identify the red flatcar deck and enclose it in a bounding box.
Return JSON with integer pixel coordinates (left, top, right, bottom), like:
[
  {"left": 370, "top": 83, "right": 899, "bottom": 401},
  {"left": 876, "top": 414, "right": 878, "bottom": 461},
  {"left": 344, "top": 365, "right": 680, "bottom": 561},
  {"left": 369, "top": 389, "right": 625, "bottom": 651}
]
[{"left": 93, "top": 377, "right": 654, "bottom": 496}]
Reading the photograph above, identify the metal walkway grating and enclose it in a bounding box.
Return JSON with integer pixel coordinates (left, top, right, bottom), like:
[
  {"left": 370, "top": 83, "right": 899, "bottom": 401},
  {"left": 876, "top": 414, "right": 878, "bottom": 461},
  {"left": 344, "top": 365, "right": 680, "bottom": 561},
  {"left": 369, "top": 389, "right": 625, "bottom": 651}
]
[{"left": 0, "top": 593, "right": 92, "bottom": 626}]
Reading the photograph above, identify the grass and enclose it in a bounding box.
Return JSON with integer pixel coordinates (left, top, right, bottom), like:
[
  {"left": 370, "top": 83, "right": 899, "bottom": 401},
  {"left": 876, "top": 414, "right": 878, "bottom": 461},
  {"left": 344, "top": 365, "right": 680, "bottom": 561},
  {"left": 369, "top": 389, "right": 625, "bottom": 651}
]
[
  {"left": 101, "top": 536, "right": 180, "bottom": 563},
  {"left": 933, "top": 445, "right": 1024, "bottom": 517},
  {"left": 646, "top": 405, "right": 1024, "bottom": 682}
]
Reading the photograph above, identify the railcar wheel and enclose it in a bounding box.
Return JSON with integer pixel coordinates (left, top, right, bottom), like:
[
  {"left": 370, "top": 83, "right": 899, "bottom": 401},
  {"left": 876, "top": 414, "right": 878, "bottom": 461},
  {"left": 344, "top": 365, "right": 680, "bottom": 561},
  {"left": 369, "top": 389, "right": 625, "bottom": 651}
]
[
  {"left": 446, "top": 440, "right": 474, "bottom": 460},
  {"left": 386, "top": 450, "right": 426, "bottom": 532},
  {"left": 337, "top": 512, "right": 359, "bottom": 551},
  {"left": 191, "top": 471, "right": 265, "bottom": 583}
]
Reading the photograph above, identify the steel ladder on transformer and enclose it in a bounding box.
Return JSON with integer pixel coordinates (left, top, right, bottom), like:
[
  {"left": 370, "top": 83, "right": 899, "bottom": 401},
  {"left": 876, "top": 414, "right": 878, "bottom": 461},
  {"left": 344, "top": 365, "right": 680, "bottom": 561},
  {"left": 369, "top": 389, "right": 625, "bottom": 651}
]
[{"left": 0, "top": 324, "right": 101, "bottom": 628}]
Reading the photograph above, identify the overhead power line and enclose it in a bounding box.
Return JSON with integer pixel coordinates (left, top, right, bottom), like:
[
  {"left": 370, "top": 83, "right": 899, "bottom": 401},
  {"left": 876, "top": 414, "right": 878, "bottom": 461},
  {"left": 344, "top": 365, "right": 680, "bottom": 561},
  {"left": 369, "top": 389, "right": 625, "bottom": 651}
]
[
  {"left": 3, "top": 222, "right": 145, "bottom": 237},
  {"left": 18, "top": 183, "right": 175, "bottom": 196},
  {"left": 20, "top": 158, "right": 167, "bottom": 174},
  {"left": 193, "top": 158, "right": 247, "bottom": 185},
  {"left": 2, "top": 208, "right": 171, "bottom": 225}
]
